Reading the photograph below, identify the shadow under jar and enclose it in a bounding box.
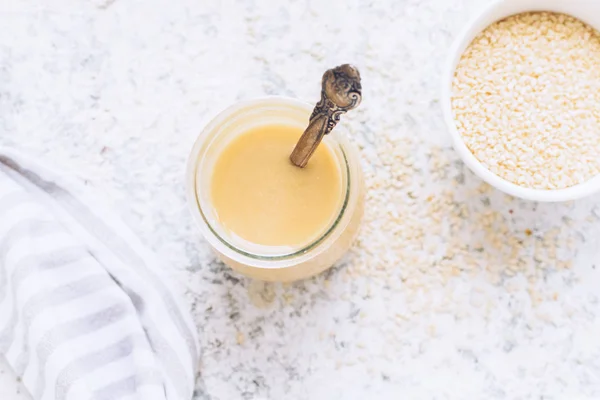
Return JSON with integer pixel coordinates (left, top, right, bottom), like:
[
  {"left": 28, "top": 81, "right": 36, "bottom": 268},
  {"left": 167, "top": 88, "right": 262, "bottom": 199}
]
[{"left": 186, "top": 97, "right": 365, "bottom": 282}]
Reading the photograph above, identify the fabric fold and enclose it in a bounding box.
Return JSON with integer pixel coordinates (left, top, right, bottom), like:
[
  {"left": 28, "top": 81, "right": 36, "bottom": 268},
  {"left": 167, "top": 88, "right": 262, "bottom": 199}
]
[{"left": 0, "top": 148, "right": 198, "bottom": 400}]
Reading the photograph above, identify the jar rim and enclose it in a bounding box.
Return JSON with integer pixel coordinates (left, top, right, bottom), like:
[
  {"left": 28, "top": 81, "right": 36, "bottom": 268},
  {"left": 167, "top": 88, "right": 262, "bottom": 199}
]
[{"left": 187, "top": 97, "right": 355, "bottom": 264}]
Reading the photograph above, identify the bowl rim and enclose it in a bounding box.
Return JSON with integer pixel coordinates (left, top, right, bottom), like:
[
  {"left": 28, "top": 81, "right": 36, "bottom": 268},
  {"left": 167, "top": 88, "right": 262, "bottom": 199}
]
[{"left": 441, "top": 0, "right": 600, "bottom": 202}]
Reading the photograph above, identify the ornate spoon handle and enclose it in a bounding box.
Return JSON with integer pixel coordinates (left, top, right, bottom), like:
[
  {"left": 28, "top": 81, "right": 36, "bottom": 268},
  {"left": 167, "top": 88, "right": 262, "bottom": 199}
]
[{"left": 290, "top": 64, "right": 362, "bottom": 168}]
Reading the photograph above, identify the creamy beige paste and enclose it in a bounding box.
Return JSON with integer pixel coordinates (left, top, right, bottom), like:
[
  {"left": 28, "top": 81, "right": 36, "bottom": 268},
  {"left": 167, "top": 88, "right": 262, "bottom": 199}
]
[{"left": 210, "top": 124, "right": 342, "bottom": 247}]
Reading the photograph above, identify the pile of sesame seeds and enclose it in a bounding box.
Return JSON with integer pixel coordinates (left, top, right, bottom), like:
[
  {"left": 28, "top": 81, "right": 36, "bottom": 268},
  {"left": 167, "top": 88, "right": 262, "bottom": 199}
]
[{"left": 452, "top": 12, "right": 600, "bottom": 190}]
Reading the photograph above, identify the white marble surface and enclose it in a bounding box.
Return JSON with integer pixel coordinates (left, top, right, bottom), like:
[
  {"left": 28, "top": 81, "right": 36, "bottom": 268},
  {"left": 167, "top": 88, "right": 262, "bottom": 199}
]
[{"left": 2, "top": 0, "right": 600, "bottom": 399}]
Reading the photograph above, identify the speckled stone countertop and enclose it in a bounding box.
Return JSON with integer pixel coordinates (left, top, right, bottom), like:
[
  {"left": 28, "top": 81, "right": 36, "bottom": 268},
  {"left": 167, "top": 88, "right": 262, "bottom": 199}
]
[{"left": 2, "top": 1, "right": 600, "bottom": 399}]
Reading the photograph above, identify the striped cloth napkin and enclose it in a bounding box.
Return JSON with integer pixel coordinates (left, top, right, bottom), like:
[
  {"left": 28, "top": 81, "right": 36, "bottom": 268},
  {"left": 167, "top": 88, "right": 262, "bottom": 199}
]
[{"left": 0, "top": 148, "right": 199, "bottom": 400}]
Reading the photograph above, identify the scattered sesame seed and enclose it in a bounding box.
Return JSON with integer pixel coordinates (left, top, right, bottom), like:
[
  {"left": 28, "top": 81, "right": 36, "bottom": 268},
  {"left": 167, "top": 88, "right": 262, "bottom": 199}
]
[{"left": 236, "top": 331, "right": 245, "bottom": 345}]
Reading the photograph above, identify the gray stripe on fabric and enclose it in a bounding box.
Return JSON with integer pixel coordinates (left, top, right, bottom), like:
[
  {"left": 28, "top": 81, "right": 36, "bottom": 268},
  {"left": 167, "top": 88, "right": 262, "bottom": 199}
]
[
  {"left": 0, "top": 219, "right": 59, "bottom": 294},
  {"left": 0, "top": 274, "right": 113, "bottom": 354},
  {"left": 0, "top": 245, "right": 88, "bottom": 305},
  {"left": 33, "top": 303, "right": 130, "bottom": 397},
  {"left": 8, "top": 246, "right": 92, "bottom": 374},
  {"left": 53, "top": 335, "right": 137, "bottom": 400},
  {"left": 15, "top": 302, "right": 126, "bottom": 377},
  {"left": 104, "top": 274, "right": 190, "bottom": 399},
  {"left": 37, "top": 303, "right": 129, "bottom": 366},
  {"left": 93, "top": 369, "right": 164, "bottom": 400},
  {"left": 0, "top": 157, "right": 197, "bottom": 388},
  {"left": 133, "top": 315, "right": 189, "bottom": 398},
  {"left": 0, "top": 219, "right": 64, "bottom": 351}
]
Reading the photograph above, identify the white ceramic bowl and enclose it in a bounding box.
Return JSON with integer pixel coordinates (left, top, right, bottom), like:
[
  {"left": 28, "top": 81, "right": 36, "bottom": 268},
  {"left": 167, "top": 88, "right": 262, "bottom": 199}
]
[{"left": 441, "top": 0, "right": 600, "bottom": 202}]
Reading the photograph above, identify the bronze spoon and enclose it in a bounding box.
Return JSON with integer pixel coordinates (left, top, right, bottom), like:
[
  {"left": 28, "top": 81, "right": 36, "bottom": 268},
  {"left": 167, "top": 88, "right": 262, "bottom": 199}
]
[{"left": 290, "top": 64, "right": 362, "bottom": 168}]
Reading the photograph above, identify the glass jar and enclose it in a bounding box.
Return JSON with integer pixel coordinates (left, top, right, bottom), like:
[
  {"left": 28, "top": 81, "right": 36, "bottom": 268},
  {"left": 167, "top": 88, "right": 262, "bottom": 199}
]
[{"left": 186, "top": 97, "right": 365, "bottom": 282}]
